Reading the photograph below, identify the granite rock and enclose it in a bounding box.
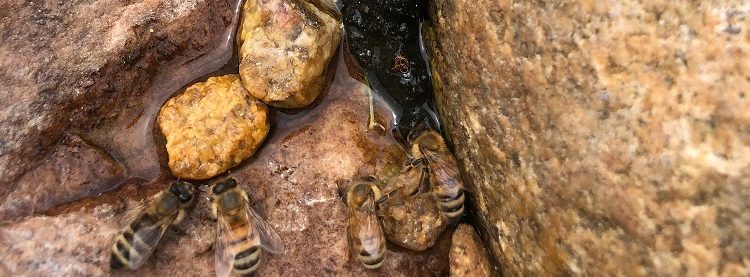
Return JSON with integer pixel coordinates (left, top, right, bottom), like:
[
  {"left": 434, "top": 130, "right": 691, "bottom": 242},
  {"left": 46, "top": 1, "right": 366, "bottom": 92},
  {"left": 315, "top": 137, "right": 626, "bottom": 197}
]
[
  {"left": 0, "top": 55, "right": 451, "bottom": 275},
  {"left": 425, "top": 0, "right": 750, "bottom": 275},
  {"left": 0, "top": 0, "right": 236, "bottom": 188},
  {"left": 449, "top": 224, "right": 492, "bottom": 277}
]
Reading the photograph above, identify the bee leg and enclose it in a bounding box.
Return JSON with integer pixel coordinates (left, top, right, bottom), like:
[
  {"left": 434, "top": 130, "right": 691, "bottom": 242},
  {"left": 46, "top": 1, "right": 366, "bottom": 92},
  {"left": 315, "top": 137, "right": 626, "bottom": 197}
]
[
  {"left": 416, "top": 166, "right": 431, "bottom": 195},
  {"left": 196, "top": 243, "right": 214, "bottom": 255},
  {"left": 367, "top": 88, "right": 385, "bottom": 132},
  {"left": 169, "top": 225, "right": 189, "bottom": 236}
]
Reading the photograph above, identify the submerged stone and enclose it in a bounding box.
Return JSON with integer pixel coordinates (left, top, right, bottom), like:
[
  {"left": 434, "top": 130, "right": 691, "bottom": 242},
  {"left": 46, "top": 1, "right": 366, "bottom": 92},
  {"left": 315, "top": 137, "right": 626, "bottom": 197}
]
[
  {"left": 158, "top": 75, "right": 269, "bottom": 180},
  {"left": 237, "top": 0, "right": 341, "bottom": 108}
]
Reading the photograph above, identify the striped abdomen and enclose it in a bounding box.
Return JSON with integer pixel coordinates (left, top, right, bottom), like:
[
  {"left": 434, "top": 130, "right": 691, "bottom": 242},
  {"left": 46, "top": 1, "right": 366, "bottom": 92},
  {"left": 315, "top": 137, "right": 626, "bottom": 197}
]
[
  {"left": 433, "top": 182, "right": 465, "bottom": 221},
  {"left": 356, "top": 216, "right": 386, "bottom": 269},
  {"left": 357, "top": 234, "right": 385, "bottom": 269},
  {"left": 229, "top": 220, "right": 262, "bottom": 276},
  {"left": 110, "top": 213, "right": 162, "bottom": 269}
]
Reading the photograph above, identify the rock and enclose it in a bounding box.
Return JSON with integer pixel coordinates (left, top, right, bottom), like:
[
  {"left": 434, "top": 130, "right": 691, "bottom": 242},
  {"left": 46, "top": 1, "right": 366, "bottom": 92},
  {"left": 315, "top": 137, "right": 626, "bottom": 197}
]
[
  {"left": 157, "top": 74, "right": 269, "bottom": 180},
  {"left": 381, "top": 193, "right": 447, "bottom": 251},
  {"left": 0, "top": 134, "right": 124, "bottom": 222},
  {"left": 0, "top": 0, "right": 235, "bottom": 188},
  {"left": 237, "top": 0, "right": 341, "bottom": 108},
  {"left": 449, "top": 224, "right": 492, "bottom": 277},
  {"left": 378, "top": 163, "right": 448, "bottom": 251},
  {"left": 0, "top": 55, "right": 451, "bottom": 276},
  {"left": 425, "top": 0, "right": 750, "bottom": 275}
]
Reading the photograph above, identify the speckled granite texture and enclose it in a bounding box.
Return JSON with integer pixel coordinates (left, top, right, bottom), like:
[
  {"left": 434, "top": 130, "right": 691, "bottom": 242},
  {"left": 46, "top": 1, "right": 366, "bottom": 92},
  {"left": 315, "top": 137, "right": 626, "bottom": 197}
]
[{"left": 425, "top": 0, "right": 750, "bottom": 275}]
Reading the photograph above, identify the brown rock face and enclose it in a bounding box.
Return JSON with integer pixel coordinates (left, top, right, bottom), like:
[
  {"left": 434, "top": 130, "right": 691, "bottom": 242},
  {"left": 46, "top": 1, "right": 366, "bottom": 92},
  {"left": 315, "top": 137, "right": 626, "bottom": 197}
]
[
  {"left": 158, "top": 75, "right": 269, "bottom": 180},
  {"left": 0, "top": 55, "right": 450, "bottom": 275},
  {"left": 0, "top": 134, "right": 124, "bottom": 222},
  {"left": 426, "top": 0, "right": 750, "bottom": 275},
  {"left": 450, "top": 224, "right": 492, "bottom": 277},
  {"left": 237, "top": 0, "right": 341, "bottom": 108},
  {"left": 0, "top": 0, "right": 236, "bottom": 188}
]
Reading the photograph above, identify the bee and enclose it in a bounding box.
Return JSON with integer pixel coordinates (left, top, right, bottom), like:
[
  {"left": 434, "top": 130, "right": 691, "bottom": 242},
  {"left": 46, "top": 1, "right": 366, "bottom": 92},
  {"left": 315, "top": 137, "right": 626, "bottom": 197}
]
[
  {"left": 210, "top": 178, "right": 285, "bottom": 277},
  {"left": 408, "top": 129, "right": 465, "bottom": 222},
  {"left": 345, "top": 178, "right": 387, "bottom": 270},
  {"left": 110, "top": 181, "right": 197, "bottom": 270}
]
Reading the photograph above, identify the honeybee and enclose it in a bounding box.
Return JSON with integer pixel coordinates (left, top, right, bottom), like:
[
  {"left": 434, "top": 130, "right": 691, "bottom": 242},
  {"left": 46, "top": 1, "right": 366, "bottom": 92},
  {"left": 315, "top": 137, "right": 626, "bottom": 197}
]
[
  {"left": 110, "top": 181, "right": 197, "bottom": 270},
  {"left": 345, "top": 178, "right": 387, "bottom": 269},
  {"left": 408, "top": 129, "right": 465, "bottom": 222},
  {"left": 210, "top": 178, "right": 285, "bottom": 277}
]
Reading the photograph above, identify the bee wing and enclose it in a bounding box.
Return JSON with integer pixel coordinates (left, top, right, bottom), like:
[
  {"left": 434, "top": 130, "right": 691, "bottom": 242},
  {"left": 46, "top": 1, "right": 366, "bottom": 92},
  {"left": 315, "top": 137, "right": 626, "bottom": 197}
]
[
  {"left": 246, "top": 204, "right": 285, "bottom": 254},
  {"left": 214, "top": 214, "right": 237, "bottom": 277},
  {"left": 421, "top": 147, "right": 463, "bottom": 193},
  {"left": 127, "top": 214, "right": 175, "bottom": 269},
  {"left": 116, "top": 190, "right": 165, "bottom": 227},
  {"left": 360, "top": 198, "right": 384, "bottom": 255}
]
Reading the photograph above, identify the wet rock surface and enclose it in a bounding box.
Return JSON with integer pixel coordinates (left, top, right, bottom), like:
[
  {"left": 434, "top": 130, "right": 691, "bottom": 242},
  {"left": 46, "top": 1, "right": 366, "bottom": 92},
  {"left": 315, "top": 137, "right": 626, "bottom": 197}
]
[
  {"left": 237, "top": 0, "right": 341, "bottom": 108},
  {"left": 0, "top": 56, "right": 450, "bottom": 275},
  {"left": 426, "top": 0, "right": 750, "bottom": 275},
  {"left": 0, "top": 0, "right": 235, "bottom": 188},
  {"left": 158, "top": 74, "right": 269, "bottom": 180},
  {"left": 449, "top": 224, "right": 492, "bottom": 277},
  {"left": 0, "top": 134, "right": 124, "bottom": 222}
]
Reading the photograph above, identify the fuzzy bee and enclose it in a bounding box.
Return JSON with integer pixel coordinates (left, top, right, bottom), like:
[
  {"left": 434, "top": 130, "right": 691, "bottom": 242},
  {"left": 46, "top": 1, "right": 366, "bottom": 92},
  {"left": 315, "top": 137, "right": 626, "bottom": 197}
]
[
  {"left": 344, "top": 178, "right": 387, "bottom": 270},
  {"left": 211, "top": 178, "right": 285, "bottom": 277},
  {"left": 408, "top": 129, "right": 465, "bottom": 222},
  {"left": 110, "top": 181, "right": 197, "bottom": 270}
]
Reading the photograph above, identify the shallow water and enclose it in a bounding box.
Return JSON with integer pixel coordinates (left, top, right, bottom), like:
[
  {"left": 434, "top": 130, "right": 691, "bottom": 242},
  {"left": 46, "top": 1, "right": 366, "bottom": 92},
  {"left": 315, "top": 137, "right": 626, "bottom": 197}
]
[{"left": 83, "top": 0, "right": 246, "bottom": 184}]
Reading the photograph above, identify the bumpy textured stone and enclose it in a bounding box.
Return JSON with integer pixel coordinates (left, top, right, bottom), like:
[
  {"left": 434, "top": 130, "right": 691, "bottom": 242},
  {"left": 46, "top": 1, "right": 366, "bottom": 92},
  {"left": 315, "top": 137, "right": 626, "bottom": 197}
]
[
  {"left": 426, "top": 0, "right": 750, "bottom": 275},
  {"left": 0, "top": 0, "right": 234, "bottom": 189},
  {"left": 158, "top": 74, "right": 269, "bottom": 180},
  {"left": 379, "top": 164, "right": 448, "bottom": 251},
  {"left": 237, "top": 0, "right": 341, "bottom": 108},
  {"left": 450, "top": 224, "right": 492, "bottom": 277},
  {"left": 381, "top": 193, "right": 447, "bottom": 251}
]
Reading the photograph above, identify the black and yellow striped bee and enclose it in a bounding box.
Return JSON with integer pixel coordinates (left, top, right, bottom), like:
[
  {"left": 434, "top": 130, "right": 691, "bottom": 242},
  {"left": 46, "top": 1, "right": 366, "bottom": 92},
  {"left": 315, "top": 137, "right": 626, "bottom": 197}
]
[
  {"left": 408, "top": 129, "right": 465, "bottom": 222},
  {"left": 345, "top": 178, "right": 387, "bottom": 269},
  {"left": 211, "top": 178, "right": 285, "bottom": 277},
  {"left": 110, "top": 181, "right": 196, "bottom": 270}
]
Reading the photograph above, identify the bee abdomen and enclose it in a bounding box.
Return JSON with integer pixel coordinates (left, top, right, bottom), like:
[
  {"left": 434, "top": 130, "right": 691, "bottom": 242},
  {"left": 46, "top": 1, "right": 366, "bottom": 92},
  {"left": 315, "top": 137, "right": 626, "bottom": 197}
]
[
  {"left": 110, "top": 229, "right": 135, "bottom": 269},
  {"left": 436, "top": 190, "right": 465, "bottom": 220},
  {"left": 359, "top": 248, "right": 385, "bottom": 269},
  {"left": 234, "top": 246, "right": 261, "bottom": 275}
]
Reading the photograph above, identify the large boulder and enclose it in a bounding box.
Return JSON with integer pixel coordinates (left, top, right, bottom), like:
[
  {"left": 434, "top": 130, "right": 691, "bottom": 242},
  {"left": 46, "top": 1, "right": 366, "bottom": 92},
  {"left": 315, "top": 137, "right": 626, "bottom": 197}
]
[
  {"left": 0, "top": 0, "right": 236, "bottom": 190},
  {"left": 0, "top": 57, "right": 451, "bottom": 275},
  {"left": 425, "top": 0, "right": 750, "bottom": 275}
]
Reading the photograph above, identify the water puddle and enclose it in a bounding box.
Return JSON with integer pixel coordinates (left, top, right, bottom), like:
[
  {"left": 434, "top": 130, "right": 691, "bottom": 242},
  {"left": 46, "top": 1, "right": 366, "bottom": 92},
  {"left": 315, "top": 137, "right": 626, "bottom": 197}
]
[
  {"left": 47, "top": 28, "right": 403, "bottom": 217},
  {"left": 83, "top": 0, "right": 246, "bottom": 184}
]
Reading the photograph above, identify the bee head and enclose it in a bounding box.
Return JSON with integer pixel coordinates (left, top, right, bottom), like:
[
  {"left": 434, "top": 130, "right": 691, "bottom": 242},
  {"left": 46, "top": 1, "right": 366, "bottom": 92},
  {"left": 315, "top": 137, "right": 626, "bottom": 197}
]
[
  {"left": 212, "top": 178, "right": 238, "bottom": 195},
  {"left": 409, "top": 129, "right": 442, "bottom": 152},
  {"left": 170, "top": 181, "right": 196, "bottom": 204},
  {"left": 346, "top": 178, "right": 382, "bottom": 208}
]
